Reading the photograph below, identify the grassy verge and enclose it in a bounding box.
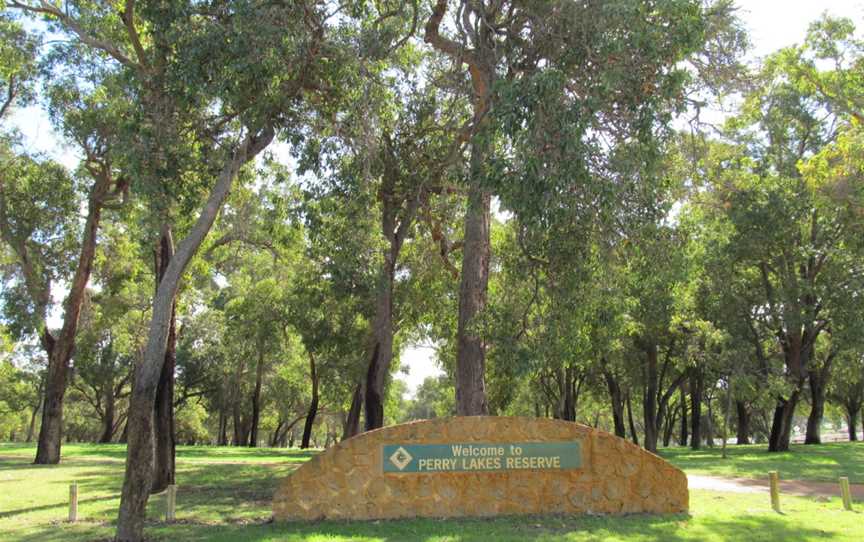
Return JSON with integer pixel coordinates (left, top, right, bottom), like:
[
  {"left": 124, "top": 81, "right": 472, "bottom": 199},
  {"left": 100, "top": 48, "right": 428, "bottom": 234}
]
[
  {"left": 1, "top": 442, "right": 861, "bottom": 541},
  {"left": 659, "top": 442, "right": 864, "bottom": 483}
]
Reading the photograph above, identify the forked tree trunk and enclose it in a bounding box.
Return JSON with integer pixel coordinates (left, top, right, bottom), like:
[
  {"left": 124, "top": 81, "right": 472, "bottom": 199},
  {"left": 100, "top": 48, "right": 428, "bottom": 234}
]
[
  {"left": 768, "top": 390, "right": 801, "bottom": 452},
  {"left": 116, "top": 128, "right": 273, "bottom": 542},
  {"left": 152, "top": 229, "right": 176, "bottom": 493}
]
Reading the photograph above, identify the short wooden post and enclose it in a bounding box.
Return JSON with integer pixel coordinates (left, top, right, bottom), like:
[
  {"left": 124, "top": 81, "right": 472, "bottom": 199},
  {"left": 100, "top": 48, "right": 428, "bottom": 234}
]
[
  {"left": 166, "top": 484, "right": 177, "bottom": 522},
  {"left": 68, "top": 482, "right": 78, "bottom": 522},
  {"left": 769, "top": 471, "right": 781, "bottom": 513},
  {"left": 840, "top": 477, "right": 853, "bottom": 511}
]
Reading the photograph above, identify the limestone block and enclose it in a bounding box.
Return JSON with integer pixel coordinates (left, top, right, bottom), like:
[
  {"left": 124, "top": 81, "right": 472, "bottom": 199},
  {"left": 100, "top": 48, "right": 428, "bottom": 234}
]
[{"left": 272, "top": 416, "right": 688, "bottom": 521}]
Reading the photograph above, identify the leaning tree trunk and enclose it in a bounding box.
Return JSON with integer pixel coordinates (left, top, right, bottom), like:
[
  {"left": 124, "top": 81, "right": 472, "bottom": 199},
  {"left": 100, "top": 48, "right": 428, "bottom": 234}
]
[
  {"left": 26, "top": 400, "right": 40, "bottom": 443},
  {"left": 301, "top": 353, "right": 319, "bottom": 449},
  {"left": 249, "top": 347, "right": 265, "bottom": 447},
  {"left": 690, "top": 369, "right": 704, "bottom": 450},
  {"left": 603, "top": 368, "right": 626, "bottom": 438},
  {"left": 116, "top": 127, "right": 273, "bottom": 542},
  {"left": 343, "top": 382, "right": 363, "bottom": 440},
  {"left": 33, "top": 190, "right": 106, "bottom": 464},
  {"left": 736, "top": 401, "right": 751, "bottom": 445},
  {"left": 152, "top": 229, "right": 176, "bottom": 493}
]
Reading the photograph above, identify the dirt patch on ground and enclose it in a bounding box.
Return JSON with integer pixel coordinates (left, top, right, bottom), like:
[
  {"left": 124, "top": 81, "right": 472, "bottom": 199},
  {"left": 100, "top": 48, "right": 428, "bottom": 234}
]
[{"left": 689, "top": 474, "right": 864, "bottom": 499}]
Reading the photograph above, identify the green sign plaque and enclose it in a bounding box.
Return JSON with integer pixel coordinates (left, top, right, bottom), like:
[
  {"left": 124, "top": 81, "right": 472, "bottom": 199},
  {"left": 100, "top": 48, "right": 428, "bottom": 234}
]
[{"left": 382, "top": 442, "right": 581, "bottom": 473}]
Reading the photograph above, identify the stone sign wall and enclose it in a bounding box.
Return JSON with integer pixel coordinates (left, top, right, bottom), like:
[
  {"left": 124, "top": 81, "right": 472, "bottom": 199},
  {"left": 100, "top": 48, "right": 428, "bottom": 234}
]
[{"left": 272, "top": 416, "right": 688, "bottom": 521}]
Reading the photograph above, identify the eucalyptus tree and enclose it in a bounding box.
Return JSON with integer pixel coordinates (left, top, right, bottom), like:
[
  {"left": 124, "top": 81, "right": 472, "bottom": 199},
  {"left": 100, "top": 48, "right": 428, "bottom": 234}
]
[
  {"left": 6, "top": 1, "right": 358, "bottom": 538},
  {"left": 422, "top": 0, "right": 742, "bottom": 416}
]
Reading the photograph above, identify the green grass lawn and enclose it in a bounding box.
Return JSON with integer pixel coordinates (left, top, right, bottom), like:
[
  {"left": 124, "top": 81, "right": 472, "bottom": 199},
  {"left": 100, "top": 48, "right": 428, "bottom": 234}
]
[
  {"left": 0, "top": 442, "right": 861, "bottom": 541},
  {"left": 659, "top": 442, "right": 864, "bottom": 484}
]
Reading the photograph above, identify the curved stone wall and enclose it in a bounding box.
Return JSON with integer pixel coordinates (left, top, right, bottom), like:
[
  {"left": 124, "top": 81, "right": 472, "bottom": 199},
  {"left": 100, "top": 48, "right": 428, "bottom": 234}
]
[{"left": 273, "top": 416, "right": 688, "bottom": 521}]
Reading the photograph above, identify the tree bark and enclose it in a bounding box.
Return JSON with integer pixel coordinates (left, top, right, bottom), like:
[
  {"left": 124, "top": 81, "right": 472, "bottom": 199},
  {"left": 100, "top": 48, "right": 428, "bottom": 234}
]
[
  {"left": 679, "top": 384, "right": 688, "bottom": 446},
  {"left": 847, "top": 407, "right": 858, "bottom": 442},
  {"left": 343, "top": 382, "right": 363, "bottom": 440},
  {"left": 301, "top": 352, "right": 319, "bottom": 449},
  {"left": 26, "top": 401, "right": 40, "bottom": 443},
  {"left": 249, "top": 347, "right": 265, "bottom": 447},
  {"left": 626, "top": 391, "right": 639, "bottom": 446},
  {"left": 31, "top": 182, "right": 108, "bottom": 463},
  {"left": 642, "top": 343, "right": 660, "bottom": 452},
  {"left": 455, "top": 186, "right": 491, "bottom": 416},
  {"left": 152, "top": 228, "right": 176, "bottom": 493},
  {"left": 602, "top": 368, "right": 626, "bottom": 438},
  {"left": 804, "top": 357, "right": 832, "bottom": 445},
  {"left": 116, "top": 127, "right": 273, "bottom": 542},
  {"left": 690, "top": 369, "right": 704, "bottom": 450},
  {"left": 425, "top": 0, "right": 493, "bottom": 417},
  {"left": 736, "top": 401, "right": 751, "bottom": 445},
  {"left": 768, "top": 390, "right": 801, "bottom": 452}
]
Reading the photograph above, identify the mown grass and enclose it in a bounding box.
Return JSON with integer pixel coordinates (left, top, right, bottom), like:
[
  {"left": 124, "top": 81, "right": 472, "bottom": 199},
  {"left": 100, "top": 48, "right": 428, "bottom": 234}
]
[
  {"left": 0, "top": 442, "right": 861, "bottom": 541},
  {"left": 659, "top": 442, "right": 864, "bottom": 484}
]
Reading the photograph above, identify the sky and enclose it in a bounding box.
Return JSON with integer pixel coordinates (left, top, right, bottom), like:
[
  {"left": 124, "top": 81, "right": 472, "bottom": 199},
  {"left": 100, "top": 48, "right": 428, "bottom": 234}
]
[{"left": 8, "top": 0, "right": 864, "bottom": 397}]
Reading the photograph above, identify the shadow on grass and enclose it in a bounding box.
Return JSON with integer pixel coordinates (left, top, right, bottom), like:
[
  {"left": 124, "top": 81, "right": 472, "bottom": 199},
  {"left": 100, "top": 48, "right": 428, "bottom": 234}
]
[{"left": 128, "top": 512, "right": 843, "bottom": 542}]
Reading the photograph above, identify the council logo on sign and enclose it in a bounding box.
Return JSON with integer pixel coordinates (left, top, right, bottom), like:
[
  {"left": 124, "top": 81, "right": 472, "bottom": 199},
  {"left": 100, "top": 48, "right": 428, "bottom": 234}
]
[{"left": 389, "top": 446, "right": 413, "bottom": 470}]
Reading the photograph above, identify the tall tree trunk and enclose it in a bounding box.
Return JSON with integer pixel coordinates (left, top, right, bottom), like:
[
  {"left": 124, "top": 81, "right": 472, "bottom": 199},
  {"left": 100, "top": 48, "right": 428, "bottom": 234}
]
[
  {"left": 679, "top": 385, "right": 688, "bottom": 446},
  {"left": 626, "top": 391, "right": 639, "bottom": 447},
  {"left": 425, "top": 0, "right": 493, "bottom": 418},
  {"left": 642, "top": 343, "right": 660, "bottom": 453},
  {"left": 116, "top": 128, "right": 273, "bottom": 541},
  {"left": 736, "top": 401, "right": 751, "bottom": 445},
  {"left": 690, "top": 369, "right": 704, "bottom": 450},
  {"left": 301, "top": 353, "right": 319, "bottom": 449},
  {"left": 152, "top": 229, "right": 176, "bottom": 493},
  {"left": 705, "top": 396, "right": 714, "bottom": 447},
  {"left": 14, "top": 169, "right": 109, "bottom": 465},
  {"left": 603, "top": 368, "right": 626, "bottom": 438},
  {"left": 249, "top": 347, "right": 265, "bottom": 447},
  {"left": 343, "top": 382, "right": 363, "bottom": 440},
  {"left": 455, "top": 185, "right": 491, "bottom": 416}
]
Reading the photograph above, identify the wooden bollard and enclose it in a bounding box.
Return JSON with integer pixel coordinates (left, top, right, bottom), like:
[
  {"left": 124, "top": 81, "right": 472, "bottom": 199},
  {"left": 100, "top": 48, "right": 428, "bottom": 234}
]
[
  {"left": 166, "top": 484, "right": 177, "bottom": 522},
  {"left": 769, "top": 471, "right": 781, "bottom": 513},
  {"left": 68, "top": 482, "right": 78, "bottom": 522},
  {"left": 840, "top": 477, "right": 853, "bottom": 511}
]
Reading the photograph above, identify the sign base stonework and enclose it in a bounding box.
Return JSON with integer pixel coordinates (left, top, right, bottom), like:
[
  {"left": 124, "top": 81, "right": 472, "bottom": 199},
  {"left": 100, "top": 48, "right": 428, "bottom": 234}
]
[{"left": 272, "top": 417, "right": 688, "bottom": 521}]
